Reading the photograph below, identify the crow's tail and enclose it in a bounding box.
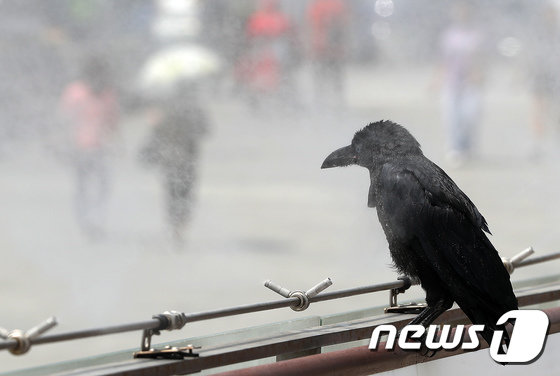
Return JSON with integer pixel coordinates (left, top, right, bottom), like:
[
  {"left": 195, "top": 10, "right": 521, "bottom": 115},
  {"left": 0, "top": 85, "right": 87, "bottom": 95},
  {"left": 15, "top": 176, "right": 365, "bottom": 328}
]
[
  {"left": 463, "top": 308, "right": 513, "bottom": 363},
  {"left": 480, "top": 321, "right": 512, "bottom": 366}
]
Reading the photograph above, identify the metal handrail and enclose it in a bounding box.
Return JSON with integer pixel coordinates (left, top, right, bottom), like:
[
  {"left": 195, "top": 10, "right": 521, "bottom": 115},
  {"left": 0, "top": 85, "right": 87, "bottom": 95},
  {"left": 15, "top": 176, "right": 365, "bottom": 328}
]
[
  {"left": 20, "top": 282, "right": 560, "bottom": 376},
  {"left": 0, "top": 249, "right": 559, "bottom": 356},
  {"left": 0, "top": 283, "right": 396, "bottom": 353}
]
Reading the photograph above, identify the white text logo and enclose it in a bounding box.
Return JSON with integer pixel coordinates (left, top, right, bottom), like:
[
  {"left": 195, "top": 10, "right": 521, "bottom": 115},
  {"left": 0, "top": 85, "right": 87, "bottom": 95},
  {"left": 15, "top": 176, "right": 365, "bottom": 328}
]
[{"left": 368, "top": 310, "right": 549, "bottom": 363}]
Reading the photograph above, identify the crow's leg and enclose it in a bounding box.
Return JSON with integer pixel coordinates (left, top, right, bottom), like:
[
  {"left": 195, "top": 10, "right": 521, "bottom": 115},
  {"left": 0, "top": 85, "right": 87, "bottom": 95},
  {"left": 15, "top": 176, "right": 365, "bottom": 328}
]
[
  {"left": 408, "top": 305, "right": 436, "bottom": 326},
  {"left": 404, "top": 297, "right": 453, "bottom": 357},
  {"left": 408, "top": 298, "right": 453, "bottom": 327},
  {"left": 410, "top": 267, "right": 454, "bottom": 327},
  {"left": 398, "top": 266, "right": 454, "bottom": 356}
]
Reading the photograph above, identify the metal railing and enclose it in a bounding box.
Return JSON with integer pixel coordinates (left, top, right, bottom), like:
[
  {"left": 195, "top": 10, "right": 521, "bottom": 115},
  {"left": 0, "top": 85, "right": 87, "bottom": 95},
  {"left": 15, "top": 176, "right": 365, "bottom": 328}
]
[
  {"left": 13, "top": 279, "right": 560, "bottom": 376},
  {"left": 0, "top": 247, "right": 557, "bottom": 358}
]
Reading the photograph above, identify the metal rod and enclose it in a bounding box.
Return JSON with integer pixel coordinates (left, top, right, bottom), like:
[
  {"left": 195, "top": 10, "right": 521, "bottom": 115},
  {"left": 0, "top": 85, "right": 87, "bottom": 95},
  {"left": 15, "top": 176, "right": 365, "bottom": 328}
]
[
  {"left": 310, "top": 280, "right": 410, "bottom": 303},
  {"left": 183, "top": 297, "right": 300, "bottom": 323},
  {"left": 0, "top": 299, "right": 301, "bottom": 352},
  {"left": 510, "top": 247, "right": 535, "bottom": 265},
  {"left": 517, "top": 251, "right": 560, "bottom": 267},
  {"left": 0, "top": 250, "right": 558, "bottom": 354},
  {"left": 0, "top": 339, "right": 16, "bottom": 351},
  {"left": 25, "top": 316, "right": 57, "bottom": 340},
  {"left": 0, "top": 319, "right": 162, "bottom": 351},
  {"left": 0, "top": 281, "right": 396, "bottom": 352},
  {"left": 306, "top": 278, "right": 333, "bottom": 298},
  {"left": 264, "top": 280, "right": 292, "bottom": 298}
]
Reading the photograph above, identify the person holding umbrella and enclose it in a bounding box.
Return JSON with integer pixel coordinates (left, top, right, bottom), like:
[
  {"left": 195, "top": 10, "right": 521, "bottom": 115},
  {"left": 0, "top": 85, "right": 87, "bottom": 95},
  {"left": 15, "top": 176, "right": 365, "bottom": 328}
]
[
  {"left": 139, "top": 85, "right": 209, "bottom": 247},
  {"left": 137, "top": 38, "right": 220, "bottom": 247}
]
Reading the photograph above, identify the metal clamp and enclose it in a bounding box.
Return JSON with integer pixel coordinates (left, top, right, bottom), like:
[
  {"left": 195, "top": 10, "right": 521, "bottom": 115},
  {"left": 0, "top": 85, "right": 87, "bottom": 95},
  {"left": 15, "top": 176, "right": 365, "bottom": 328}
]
[
  {"left": 134, "top": 345, "right": 200, "bottom": 360},
  {"left": 0, "top": 317, "right": 57, "bottom": 355},
  {"left": 385, "top": 277, "right": 425, "bottom": 314},
  {"left": 264, "top": 278, "right": 333, "bottom": 312},
  {"left": 502, "top": 247, "right": 535, "bottom": 274},
  {"left": 140, "top": 329, "right": 160, "bottom": 352},
  {"left": 141, "top": 310, "right": 189, "bottom": 351}
]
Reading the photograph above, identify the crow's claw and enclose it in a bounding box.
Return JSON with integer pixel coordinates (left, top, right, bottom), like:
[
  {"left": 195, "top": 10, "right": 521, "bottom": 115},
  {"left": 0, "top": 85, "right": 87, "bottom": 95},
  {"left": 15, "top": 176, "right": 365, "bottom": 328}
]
[{"left": 419, "top": 340, "right": 438, "bottom": 358}]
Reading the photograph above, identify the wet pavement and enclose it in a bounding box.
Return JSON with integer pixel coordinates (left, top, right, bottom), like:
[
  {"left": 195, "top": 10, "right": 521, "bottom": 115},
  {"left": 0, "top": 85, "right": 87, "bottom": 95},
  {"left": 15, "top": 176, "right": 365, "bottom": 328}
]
[{"left": 1, "top": 63, "right": 560, "bottom": 372}]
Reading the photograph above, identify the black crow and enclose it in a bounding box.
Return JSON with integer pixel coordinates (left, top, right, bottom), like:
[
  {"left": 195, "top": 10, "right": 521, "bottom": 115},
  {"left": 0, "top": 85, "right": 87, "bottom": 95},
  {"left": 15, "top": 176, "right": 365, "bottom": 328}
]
[{"left": 321, "top": 120, "right": 518, "bottom": 349}]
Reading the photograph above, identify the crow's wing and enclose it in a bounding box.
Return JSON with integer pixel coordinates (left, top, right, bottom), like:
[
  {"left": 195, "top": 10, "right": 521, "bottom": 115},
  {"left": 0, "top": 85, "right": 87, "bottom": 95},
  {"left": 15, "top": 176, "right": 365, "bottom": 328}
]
[
  {"left": 377, "top": 161, "right": 518, "bottom": 314},
  {"left": 412, "top": 160, "right": 490, "bottom": 233}
]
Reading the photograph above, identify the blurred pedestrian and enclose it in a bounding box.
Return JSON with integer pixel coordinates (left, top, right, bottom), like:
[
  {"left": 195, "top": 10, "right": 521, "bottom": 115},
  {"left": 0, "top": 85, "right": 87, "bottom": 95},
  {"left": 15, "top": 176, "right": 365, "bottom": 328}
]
[
  {"left": 59, "top": 56, "right": 120, "bottom": 240},
  {"left": 139, "top": 87, "right": 209, "bottom": 247},
  {"left": 527, "top": 4, "right": 560, "bottom": 159},
  {"left": 235, "top": 0, "right": 300, "bottom": 110},
  {"left": 307, "top": 0, "right": 349, "bottom": 111},
  {"left": 438, "top": 3, "right": 485, "bottom": 166}
]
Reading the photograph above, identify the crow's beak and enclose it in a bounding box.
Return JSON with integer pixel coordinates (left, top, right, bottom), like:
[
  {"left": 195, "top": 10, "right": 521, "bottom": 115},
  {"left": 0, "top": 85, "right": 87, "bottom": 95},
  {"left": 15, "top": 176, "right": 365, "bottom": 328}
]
[{"left": 321, "top": 145, "right": 357, "bottom": 169}]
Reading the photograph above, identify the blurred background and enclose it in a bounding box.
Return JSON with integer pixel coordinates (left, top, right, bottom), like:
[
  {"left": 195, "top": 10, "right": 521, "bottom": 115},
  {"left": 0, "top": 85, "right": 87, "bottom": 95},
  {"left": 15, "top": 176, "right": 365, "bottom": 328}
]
[{"left": 1, "top": 0, "right": 560, "bottom": 372}]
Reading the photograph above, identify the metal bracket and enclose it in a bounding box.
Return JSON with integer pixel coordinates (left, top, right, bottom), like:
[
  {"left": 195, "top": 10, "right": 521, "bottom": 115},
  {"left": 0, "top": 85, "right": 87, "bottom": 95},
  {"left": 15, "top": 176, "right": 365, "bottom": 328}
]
[
  {"left": 502, "top": 247, "right": 535, "bottom": 274},
  {"left": 140, "top": 310, "right": 189, "bottom": 351},
  {"left": 140, "top": 328, "right": 160, "bottom": 352},
  {"left": 384, "top": 301, "right": 426, "bottom": 314},
  {"left": 0, "top": 317, "right": 57, "bottom": 355},
  {"left": 264, "top": 278, "right": 333, "bottom": 312},
  {"left": 384, "top": 277, "right": 426, "bottom": 314},
  {"left": 134, "top": 345, "right": 200, "bottom": 360}
]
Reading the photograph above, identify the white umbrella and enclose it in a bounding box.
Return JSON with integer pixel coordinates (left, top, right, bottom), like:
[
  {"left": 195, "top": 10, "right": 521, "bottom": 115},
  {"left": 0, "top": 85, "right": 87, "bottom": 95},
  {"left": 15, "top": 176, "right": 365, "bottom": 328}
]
[{"left": 139, "top": 44, "right": 221, "bottom": 96}]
